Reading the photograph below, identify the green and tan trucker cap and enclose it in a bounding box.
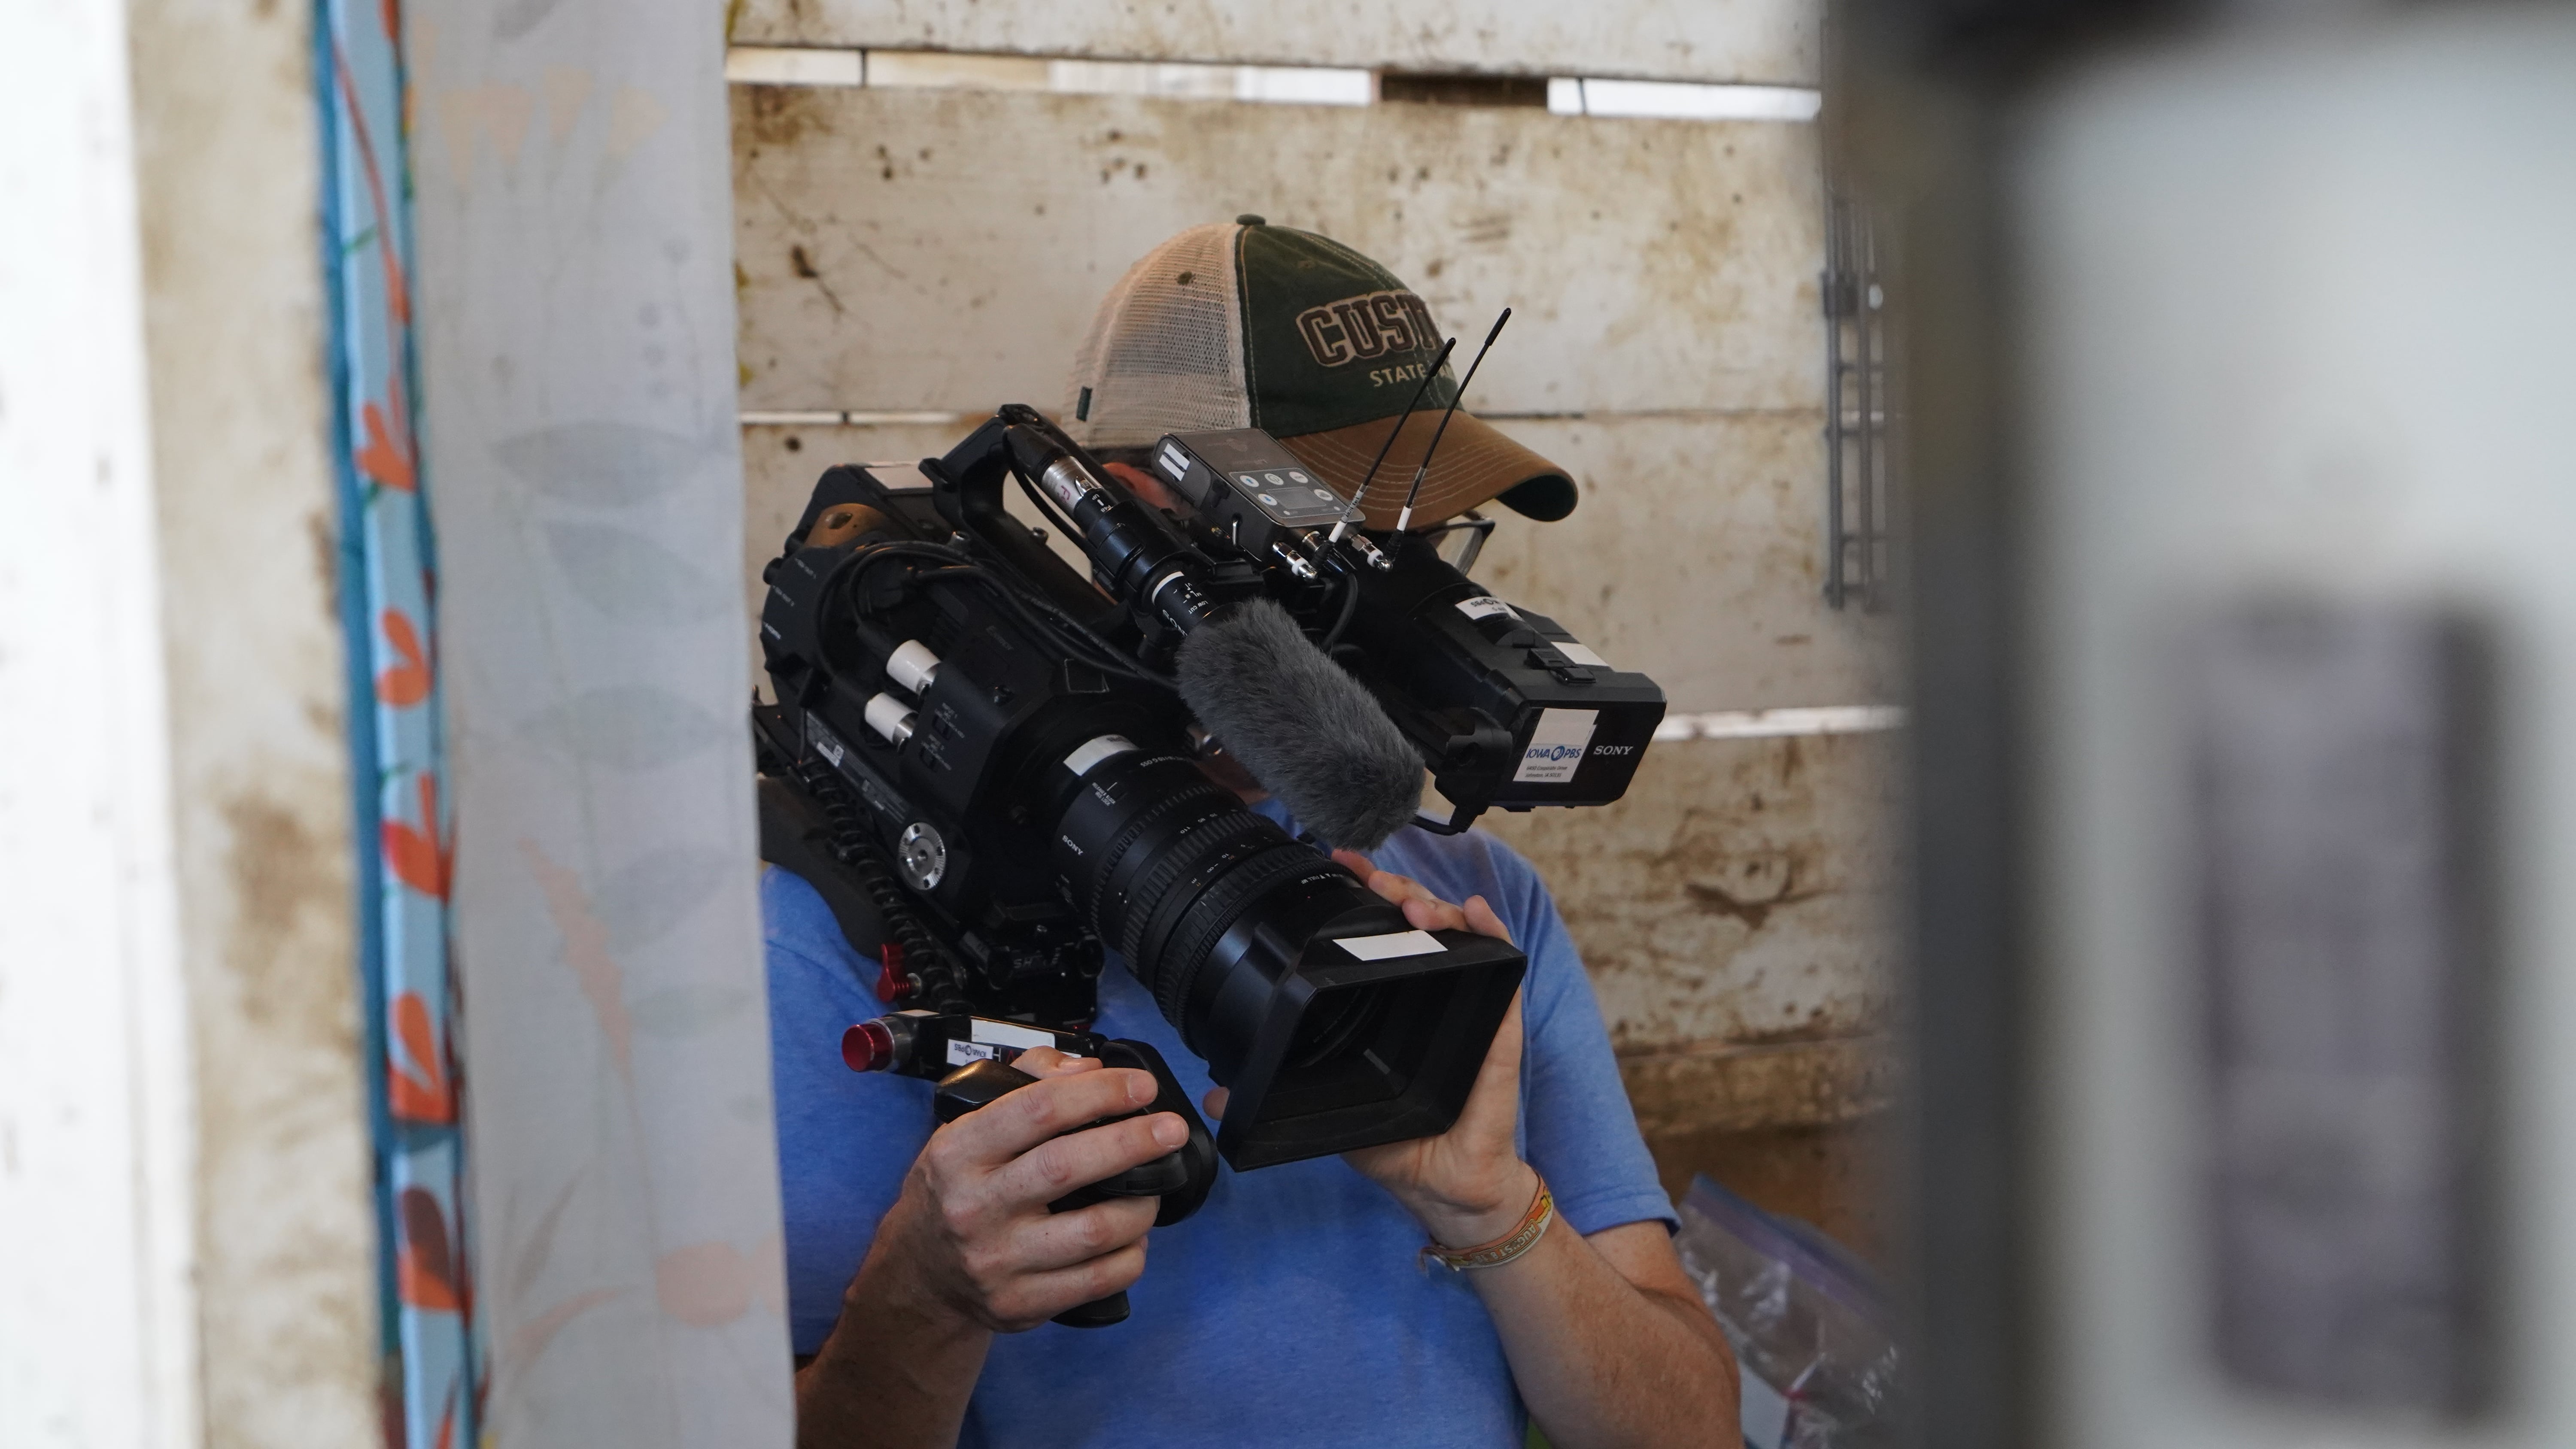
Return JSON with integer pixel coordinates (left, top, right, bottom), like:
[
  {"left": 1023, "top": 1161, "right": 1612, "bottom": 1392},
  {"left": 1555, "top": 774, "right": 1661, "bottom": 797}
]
[{"left": 1063, "top": 217, "right": 1577, "bottom": 529}]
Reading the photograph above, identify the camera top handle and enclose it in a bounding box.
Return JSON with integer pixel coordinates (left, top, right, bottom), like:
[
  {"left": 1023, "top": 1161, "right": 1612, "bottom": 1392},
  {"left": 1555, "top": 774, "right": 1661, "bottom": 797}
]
[{"left": 922, "top": 405, "right": 1261, "bottom": 661}]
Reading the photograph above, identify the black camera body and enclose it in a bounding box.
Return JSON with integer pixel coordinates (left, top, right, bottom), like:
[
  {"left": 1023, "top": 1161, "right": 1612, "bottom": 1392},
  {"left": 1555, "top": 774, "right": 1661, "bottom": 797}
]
[
  {"left": 755, "top": 471, "right": 1146, "bottom": 1028},
  {"left": 755, "top": 407, "right": 1527, "bottom": 1170}
]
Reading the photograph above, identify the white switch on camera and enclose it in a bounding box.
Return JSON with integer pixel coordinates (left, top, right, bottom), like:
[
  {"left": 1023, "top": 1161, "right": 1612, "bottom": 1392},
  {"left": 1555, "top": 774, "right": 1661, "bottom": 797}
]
[
  {"left": 887, "top": 639, "right": 942, "bottom": 696},
  {"left": 864, "top": 692, "right": 917, "bottom": 745}
]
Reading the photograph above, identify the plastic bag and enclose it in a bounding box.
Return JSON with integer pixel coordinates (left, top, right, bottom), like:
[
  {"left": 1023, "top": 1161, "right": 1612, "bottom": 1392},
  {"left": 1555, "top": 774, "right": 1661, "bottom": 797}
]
[{"left": 1674, "top": 1176, "right": 1902, "bottom": 1449}]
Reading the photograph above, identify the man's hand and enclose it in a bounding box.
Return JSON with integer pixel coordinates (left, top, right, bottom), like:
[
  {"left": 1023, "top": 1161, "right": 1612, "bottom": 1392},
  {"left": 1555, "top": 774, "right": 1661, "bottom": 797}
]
[
  {"left": 798, "top": 1051, "right": 1193, "bottom": 1448},
  {"left": 1208, "top": 852, "right": 1742, "bottom": 1449},
  {"left": 857, "top": 1049, "right": 1188, "bottom": 1332},
  {"left": 1328, "top": 851, "right": 1537, "bottom": 1248},
  {"left": 1201, "top": 850, "right": 1536, "bottom": 1248}
]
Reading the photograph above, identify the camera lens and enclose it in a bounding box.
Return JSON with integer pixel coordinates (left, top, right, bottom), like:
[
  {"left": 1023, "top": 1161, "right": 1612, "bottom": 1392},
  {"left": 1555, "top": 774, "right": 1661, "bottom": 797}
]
[
  {"left": 1052, "top": 744, "right": 1523, "bottom": 1169},
  {"left": 1282, "top": 985, "right": 1392, "bottom": 1071}
]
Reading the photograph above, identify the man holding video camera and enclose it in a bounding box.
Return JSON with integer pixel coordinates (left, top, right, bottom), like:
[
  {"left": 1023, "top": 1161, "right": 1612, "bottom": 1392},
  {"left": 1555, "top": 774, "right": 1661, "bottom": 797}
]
[{"left": 766, "top": 218, "right": 1739, "bottom": 1448}]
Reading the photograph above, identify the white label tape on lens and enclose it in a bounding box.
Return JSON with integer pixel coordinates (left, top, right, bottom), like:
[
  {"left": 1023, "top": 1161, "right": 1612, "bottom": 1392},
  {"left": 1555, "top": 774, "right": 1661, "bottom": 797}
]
[
  {"left": 945, "top": 1040, "right": 1000, "bottom": 1066},
  {"left": 1512, "top": 708, "right": 1600, "bottom": 785},
  {"left": 1062, "top": 734, "right": 1139, "bottom": 777},
  {"left": 1455, "top": 595, "right": 1519, "bottom": 622},
  {"left": 1334, "top": 929, "right": 1446, "bottom": 961}
]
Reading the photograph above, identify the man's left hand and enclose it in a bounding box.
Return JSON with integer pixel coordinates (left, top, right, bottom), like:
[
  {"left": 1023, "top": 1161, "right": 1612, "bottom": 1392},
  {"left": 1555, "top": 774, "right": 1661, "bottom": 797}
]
[
  {"left": 1201, "top": 850, "right": 1537, "bottom": 1249},
  {"left": 1200, "top": 848, "right": 1744, "bottom": 1448}
]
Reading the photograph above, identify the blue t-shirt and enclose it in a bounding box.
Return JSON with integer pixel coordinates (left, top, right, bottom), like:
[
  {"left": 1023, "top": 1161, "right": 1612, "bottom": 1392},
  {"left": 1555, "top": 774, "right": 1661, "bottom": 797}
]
[{"left": 764, "top": 803, "right": 1674, "bottom": 1448}]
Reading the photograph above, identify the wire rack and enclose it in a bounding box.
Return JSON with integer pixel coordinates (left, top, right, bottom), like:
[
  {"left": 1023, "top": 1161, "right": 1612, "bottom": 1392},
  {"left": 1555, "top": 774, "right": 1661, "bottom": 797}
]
[{"left": 1824, "top": 190, "right": 1897, "bottom": 612}]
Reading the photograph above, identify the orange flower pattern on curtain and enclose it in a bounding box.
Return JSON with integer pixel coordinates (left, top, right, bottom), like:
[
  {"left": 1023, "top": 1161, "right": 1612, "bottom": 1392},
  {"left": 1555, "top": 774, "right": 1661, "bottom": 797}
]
[{"left": 318, "top": 0, "right": 483, "bottom": 1440}]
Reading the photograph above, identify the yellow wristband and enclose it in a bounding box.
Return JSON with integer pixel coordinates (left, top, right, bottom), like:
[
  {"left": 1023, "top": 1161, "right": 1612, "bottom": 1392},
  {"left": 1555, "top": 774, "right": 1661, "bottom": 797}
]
[{"left": 1420, "top": 1176, "right": 1554, "bottom": 1273}]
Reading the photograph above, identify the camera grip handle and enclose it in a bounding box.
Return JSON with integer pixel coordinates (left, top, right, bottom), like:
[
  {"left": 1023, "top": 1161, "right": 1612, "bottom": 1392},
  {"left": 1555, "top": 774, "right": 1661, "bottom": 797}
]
[
  {"left": 929, "top": 1044, "right": 1218, "bottom": 1328},
  {"left": 1094, "top": 1040, "right": 1219, "bottom": 1228}
]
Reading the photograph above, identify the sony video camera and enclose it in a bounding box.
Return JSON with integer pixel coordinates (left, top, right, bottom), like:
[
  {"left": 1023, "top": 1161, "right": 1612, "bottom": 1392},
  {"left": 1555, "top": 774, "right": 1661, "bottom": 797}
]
[{"left": 752, "top": 405, "right": 1663, "bottom": 1176}]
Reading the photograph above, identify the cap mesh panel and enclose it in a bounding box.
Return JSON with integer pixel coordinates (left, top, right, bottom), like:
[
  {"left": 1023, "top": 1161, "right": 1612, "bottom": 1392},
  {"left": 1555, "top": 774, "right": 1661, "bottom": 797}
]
[{"left": 1065, "top": 223, "right": 1250, "bottom": 449}]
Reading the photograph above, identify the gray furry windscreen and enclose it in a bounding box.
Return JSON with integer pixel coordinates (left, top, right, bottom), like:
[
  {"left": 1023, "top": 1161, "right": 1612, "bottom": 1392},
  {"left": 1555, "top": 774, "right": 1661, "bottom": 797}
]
[{"left": 1174, "top": 599, "right": 1424, "bottom": 851}]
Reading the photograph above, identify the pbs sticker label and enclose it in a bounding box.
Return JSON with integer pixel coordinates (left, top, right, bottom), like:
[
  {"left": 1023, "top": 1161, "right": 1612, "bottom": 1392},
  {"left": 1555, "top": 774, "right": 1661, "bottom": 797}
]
[{"left": 1512, "top": 708, "right": 1601, "bottom": 785}]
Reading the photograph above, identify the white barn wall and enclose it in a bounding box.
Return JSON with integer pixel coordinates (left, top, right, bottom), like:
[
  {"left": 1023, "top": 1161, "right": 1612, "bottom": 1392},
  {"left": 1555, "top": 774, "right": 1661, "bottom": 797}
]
[
  {"left": 125, "top": 0, "right": 383, "bottom": 1438},
  {"left": 743, "top": 413, "right": 1897, "bottom": 714},
  {"left": 729, "top": 0, "right": 1820, "bottom": 85},
  {"left": 733, "top": 87, "right": 1826, "bottom": 420},
  {"left": 1, "top": 0, "right": 379, "bottom": 1441},
  {"left": 0, "top": 0, "right": 202, "bottom": 1441}
]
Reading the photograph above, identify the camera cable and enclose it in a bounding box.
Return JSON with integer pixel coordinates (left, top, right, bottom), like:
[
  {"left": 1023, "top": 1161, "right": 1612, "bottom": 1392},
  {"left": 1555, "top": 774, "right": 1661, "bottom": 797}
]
[
  {"left": 1318, "top": 552, "right": 1364, "bottom": 655},
  {"left": 845, "top": 540, "right": 1170, "bottom": 690}
]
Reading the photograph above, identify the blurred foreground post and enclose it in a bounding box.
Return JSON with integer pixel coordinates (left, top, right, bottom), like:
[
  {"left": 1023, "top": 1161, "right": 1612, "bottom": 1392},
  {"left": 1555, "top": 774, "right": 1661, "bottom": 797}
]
[
  {"left": 1858, "top": 3, "right": 2576, "bottom": 1446},
  {"left": 405, "top": 0, "right": 791, "bottom": 1440}
]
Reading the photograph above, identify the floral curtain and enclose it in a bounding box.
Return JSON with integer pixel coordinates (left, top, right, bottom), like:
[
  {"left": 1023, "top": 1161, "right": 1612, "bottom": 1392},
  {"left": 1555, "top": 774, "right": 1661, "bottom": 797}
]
[
  {"left": 401, "top": 0, "right": 794, "bottom": 1441},
  {"left": 315, "top": 0, "right": 481, "bottom": 1442}
]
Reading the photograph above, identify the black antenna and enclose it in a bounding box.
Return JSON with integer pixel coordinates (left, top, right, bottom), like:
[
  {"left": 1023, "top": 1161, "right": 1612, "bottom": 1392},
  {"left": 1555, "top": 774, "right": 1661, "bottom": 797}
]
[
  {"left": 1395, "top": 308, "right": 1511, "bottom": 532},
  {"left": 1333, "top": 335, "right": 1456, "bottom": 543}
]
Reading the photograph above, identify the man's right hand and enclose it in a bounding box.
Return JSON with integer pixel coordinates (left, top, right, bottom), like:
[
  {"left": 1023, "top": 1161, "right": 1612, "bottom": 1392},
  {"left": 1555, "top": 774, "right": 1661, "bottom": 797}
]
[
  {"left": 799, "top": 1049, "right": 1186, "bottom": 1447},
  {"left": 851, "top": 1047, "right": 1186, "bottom": 1333}
]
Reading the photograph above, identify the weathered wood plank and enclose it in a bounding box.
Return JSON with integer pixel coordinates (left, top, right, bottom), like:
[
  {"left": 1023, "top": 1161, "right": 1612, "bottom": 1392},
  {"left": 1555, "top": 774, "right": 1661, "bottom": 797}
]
[
  {"left": 742, "top": 412, "right": 1896, "bottom": 711},
  {"left": 729, "top": 0, "right": 1820, "bottom": 86},
  {"left": 1650, "top": 1115, "right": 1893, "bottom": 1261},
  {"left": 1476, "top": 414, "right": 1898, "bottom": 713},
  {"left": 1481, "top": 730, "right": 1900, "bottom": 1056},
  {"left": 1619, "top": 1037, "right": 1895, "bottom": 1138},
  {"left": 732, "top": 85, "right": 1824, "bottom": 418}
]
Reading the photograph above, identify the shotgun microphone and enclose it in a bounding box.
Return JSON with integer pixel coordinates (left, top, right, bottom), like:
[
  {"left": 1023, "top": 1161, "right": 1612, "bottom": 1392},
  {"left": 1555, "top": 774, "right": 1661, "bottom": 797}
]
[
  {"left": 1174, "top": 598, "right": 1422, "bottom": 850},
  {"left": 950, "top": 410, "right": 1427, "bottom": 848}
]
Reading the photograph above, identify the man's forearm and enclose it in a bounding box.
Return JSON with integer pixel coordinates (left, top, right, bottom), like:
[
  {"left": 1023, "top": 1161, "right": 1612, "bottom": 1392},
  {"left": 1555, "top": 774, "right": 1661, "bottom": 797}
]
[
  {"left": 795, "top": 1248, "right": 990, "bottom": 1449},
  {"left": 1467, "top": 1222, "right": 1740, "bottom": 1449}
]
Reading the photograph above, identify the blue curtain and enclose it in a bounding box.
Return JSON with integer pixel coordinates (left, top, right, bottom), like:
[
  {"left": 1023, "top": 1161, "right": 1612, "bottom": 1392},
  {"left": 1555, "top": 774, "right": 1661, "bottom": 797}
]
[{"left": 314, "top": 0, "right": 481, "bottom": 1440}]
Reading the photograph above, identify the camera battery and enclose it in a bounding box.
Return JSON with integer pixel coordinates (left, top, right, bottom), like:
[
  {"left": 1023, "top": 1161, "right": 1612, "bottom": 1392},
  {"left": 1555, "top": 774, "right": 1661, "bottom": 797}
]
[{"left": 1153, "top": 430, "right": 1362, "bottom": 558}]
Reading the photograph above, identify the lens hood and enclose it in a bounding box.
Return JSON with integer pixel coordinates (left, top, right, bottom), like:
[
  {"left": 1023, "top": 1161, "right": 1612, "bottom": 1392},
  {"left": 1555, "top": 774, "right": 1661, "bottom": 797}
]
[{"left": 1054, "top": 746, "right": 1526, "bottom": 1168}]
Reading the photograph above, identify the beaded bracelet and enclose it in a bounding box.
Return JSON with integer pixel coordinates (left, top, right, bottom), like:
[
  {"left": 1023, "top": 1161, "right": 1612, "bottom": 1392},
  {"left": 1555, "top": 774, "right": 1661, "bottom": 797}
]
[{"left": 1420, "top": 1176, "right": 1555, "bottom": 1273}]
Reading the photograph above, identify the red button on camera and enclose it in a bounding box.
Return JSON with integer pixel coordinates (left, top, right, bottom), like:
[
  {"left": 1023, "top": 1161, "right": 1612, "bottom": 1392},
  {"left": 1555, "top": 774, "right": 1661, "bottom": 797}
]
[{"left": 841, "top": 1019, "right": 896, "bottom": 1073}]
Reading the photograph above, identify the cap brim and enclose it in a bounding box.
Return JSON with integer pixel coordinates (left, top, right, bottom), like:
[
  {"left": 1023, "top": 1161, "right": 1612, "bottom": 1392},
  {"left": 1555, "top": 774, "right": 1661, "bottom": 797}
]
[{"left": 1279, "top": 410, "right": 1577, "bottom": 530}]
